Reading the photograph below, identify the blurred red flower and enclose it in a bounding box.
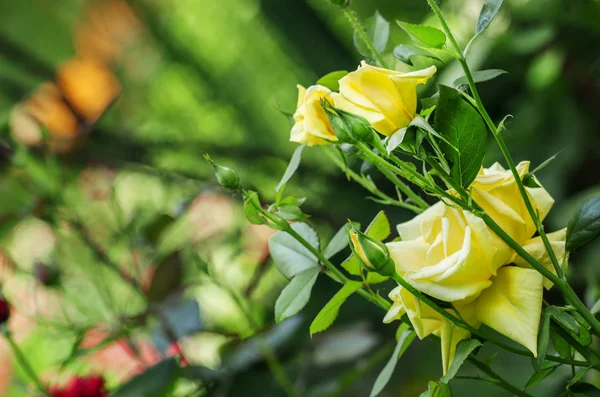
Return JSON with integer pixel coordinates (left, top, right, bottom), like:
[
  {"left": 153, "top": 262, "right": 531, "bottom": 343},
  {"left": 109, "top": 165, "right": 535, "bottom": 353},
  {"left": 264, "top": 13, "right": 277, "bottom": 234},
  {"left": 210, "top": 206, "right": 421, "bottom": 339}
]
[{"left": 50, "top": 375, "right": 107, "bottom": 397}]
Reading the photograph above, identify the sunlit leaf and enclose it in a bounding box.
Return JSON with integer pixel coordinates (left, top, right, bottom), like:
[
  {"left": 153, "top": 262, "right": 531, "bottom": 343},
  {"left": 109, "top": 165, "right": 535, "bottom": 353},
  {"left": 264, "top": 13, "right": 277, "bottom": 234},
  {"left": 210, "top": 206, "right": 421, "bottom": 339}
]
[
  {"left": 310, "top": 280, "right": 362, "bottom": 336},
  {"left": 354, "top": 11, "right": 390, "bottom": 58},
  {"left": 393, "top": 45, "right": 442, "bottom": 66},
  {"left": 475, "top": 0, "right": 504, "bottom": 35},
  {"left": 397, "top": 21, "right": 446, "bottom": 49},
  {"left": 453, "top": 69, "right": 507, "bottom": 89}
]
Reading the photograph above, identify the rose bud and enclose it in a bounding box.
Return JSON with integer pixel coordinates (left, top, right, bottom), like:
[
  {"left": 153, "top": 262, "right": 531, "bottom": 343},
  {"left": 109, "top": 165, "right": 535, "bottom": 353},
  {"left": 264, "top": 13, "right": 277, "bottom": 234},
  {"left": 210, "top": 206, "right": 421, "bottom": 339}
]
[
  {"left": 348, "top": 223, "right": 395, "bottom": 277},
  {"left": 203, "top": 154, "right": 241, "bottom": 191}
]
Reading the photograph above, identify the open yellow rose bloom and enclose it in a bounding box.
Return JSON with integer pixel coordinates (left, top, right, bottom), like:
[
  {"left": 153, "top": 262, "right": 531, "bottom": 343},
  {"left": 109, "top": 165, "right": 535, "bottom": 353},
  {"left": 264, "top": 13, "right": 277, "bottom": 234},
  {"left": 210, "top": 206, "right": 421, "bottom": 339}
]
[{"left": 384, "top": 162, "right": 566, "bottom": 374}]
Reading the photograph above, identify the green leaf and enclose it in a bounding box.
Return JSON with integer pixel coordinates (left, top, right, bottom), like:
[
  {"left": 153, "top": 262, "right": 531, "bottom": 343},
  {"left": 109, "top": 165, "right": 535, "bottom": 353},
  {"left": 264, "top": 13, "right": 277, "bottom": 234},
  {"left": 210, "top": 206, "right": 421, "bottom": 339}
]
[
  {"left": 475, "top": 0, "right": 504, "bottom": 35},
  {"left": 427, "top": 381, "right": 452, "bottom": 397},
  {"left": 570, "top": 382, "right": 600, "bottom": 396},
  {"left": 366, "top": 272, "right": 389, "bottom": 284},
  {"left": 147, "top": 252, "right": 183, "bottom": 303},
  {"left": 317, "top": 70, "right": 348, "bottom": 92},
  {"left": 567, "top": 196, "right": 600, "bottom": 251},
  {"left": 244, "top": 191, "right": 267, "bottom": 225},
  {"left": 354, "top": 11, "right": 390, "bottom": 58},
  {"left": 526, "top": 364, "right": 559, "bottom": 389},
  {"left": 548, "top": 307, "right": 580, "bottom": 334},
  {"left": 341, "top": 255, "right": 361, "bottom": 276},
  {"left": 112, "top": 358, "right": 179, "bottom": 397},
  {"left": 567, "top": 367, "right": 593, "bottom": 390},
  {"left": 275, "top": 144, "right": 305, "bottom": 193},
  {"left": 535, "top": 309, "right": 551, "bottom": 372},
  {"left": 310, "top": 280, "right": 362, "bottom": 336},
  {"left": 276, "top": 204, "right": 309, "bottom": 221},
  {"left": 365, "top": 210, "right": 391, "bottom": 240},
  {"left": 550, "top": 329, "right": 571, "bottom": 358},
  {"left": 369, "top": 325, "right": 416, "bottom": 397},
  {"left": 453, "top": 69, "right": 507, "bottom": 89},
  {"left": 323, "top": 222, "right": 359, "bottom": 259},
  {"left": 393, "top": 45, "right": 442, "bottom": 66},
  {"left": 441, "top": 339, "right": 481, "bottom": 383},
  {"left": 269, "top": 222, "right": 320, "bottom": 279},
  {"left": 435, "top": 85, "right": 488, "bottom": 188},
  {"left": 275, "top": 267, "right": 320, "bottom": 323},
  {"left": 523, "top": 174, "right": 542, "bottom": 188},
  {"left": 397, "top": 21, "right": 446, "bottom": 49}
]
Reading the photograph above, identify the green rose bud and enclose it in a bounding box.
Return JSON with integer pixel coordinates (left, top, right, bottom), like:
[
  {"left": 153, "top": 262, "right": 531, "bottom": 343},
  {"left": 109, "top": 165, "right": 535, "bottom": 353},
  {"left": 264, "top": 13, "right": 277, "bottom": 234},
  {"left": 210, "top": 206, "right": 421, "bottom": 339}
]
[
  {"left": 347, "top": 224, "right": 395, "bottom": 276},
  {"left": 321, "top": 100, "right": 377, "bottom": 145},
  {"left": 204, "top": 154, "right": 241, "bottom": 191}
]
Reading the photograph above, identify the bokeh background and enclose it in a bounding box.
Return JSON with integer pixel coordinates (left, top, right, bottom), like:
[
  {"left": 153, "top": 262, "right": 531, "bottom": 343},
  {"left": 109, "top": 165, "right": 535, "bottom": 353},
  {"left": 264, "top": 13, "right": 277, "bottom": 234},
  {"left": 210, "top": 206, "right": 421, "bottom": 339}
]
[{"left": 0, "top": 0, "right": 599, "bottom": 396}]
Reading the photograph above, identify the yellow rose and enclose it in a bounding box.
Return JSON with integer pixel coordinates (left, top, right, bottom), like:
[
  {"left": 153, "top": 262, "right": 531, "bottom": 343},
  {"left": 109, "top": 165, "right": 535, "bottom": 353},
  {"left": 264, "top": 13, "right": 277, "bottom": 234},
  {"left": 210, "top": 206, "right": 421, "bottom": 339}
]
[
  {"left": 387, "top": 201, "right": 498, "bottom": 302},
  {"left": 385, "top": 266, "right": 544, "bottom": 372},
  {"left": 512, "top": 228, "right": 567, "bottom": 289},
  {"left": 290, "top": 85, "right": 338, "bottom": 146},
  {"left": 384, "top": 285, "right": 476, "bottom": 375},
  {"left": 334, "top": 62, "right": 436, "bottom": 137},
  {"left": 470, "top": 161, "right": 554, "bottom": 263}
]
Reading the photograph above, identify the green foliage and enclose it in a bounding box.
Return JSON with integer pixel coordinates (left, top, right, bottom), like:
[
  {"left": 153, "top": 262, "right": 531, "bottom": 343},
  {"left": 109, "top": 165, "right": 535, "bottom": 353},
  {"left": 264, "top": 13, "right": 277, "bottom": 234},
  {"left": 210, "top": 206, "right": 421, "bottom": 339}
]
[
  {"left": 453, "top": 69, "right": 507, "bottom": 90},
  {"left": 441, "top": 340, "right": 481, "bottom": 383},
  {"left": 397, "top": 21, "right": 446, "bottom": 49},
  {"left": 111, "top": 358, "right": 180, "bottom": 397},
  {"left": 323, "top": 222, "right": 359, "bottom": 259},
  {"left": 275, "top": 144, "right": 305, "bottom": 193},
  {"left": 393, "top": 45, "right": 442, "bottom": 66},
  {"left": 535, "top": 308, "right": 551, "bottom": 371},
  {"left": 369, "top": 324, "right": 415, "bottom": 397},
  {"left": 475, "top": 0, "right": 504, "bottom": 36},
  {"left": 147, "top": 252, "right": 183, "bottom": 303},
  {"left": 525, "top": 363, "right": 559, "bottom": 389},
  {"left": 274, "top": 267, "right": 320, "bottom": 323},
  {"left": 435, "top": 85, "right": 488, "bottom": 188},
  {"left": 354, "top": 11, "right": 390, "bottom": 58},
  {"left": 567, "top": 196, "right": 600, "bottom": 251},
  {"left": 317, "top": 70, "right": 349, "bottom": 92},
  {"left": 422, "top": 381, "right": 452, "bottom": 397},
  {"left": 244, "top": 191, "right": 268, "bottom": 225},
  {"left": 269, "top": 222, "right": 320, "bottom": 279},
  {"left": 309, "top": 280, "right": 362, "bottom": 336}
]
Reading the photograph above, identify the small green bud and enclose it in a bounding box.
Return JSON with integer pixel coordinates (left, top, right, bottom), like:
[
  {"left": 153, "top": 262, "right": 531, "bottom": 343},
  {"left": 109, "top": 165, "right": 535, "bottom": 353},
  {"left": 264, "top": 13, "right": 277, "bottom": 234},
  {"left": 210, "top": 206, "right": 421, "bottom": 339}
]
[
  {"left": 337, "top": 110, "right": 373, "bottom": 142},
  {"left": 347, "top": 223, "right": 395, "bottom": 276},
  {"left": 321, "top": 100, "right": 377, "bottom": 145},
  {"left": 204, "top": 154, "right": 241, "bottom": 191}
]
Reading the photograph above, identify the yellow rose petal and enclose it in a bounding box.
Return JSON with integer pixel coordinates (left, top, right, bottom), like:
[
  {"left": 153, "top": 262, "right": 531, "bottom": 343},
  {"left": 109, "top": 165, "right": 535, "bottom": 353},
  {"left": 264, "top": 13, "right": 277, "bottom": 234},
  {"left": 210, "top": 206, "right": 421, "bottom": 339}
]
[{"left": 475, "top": 266, "right": 543, "bottom": 356}]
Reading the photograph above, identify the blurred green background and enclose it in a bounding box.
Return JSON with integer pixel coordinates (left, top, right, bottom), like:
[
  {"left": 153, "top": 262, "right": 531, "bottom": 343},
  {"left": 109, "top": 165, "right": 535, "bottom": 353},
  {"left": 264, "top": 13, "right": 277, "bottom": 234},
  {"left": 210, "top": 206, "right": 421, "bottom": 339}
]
[{"left": 0, "top": 0, "right": 599, "bottom": 396}]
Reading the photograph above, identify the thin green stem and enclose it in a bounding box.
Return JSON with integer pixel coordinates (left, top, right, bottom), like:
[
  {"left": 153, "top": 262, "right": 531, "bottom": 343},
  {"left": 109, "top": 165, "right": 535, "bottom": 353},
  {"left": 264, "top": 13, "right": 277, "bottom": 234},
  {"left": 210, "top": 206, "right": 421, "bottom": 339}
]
[
  {"left": 468, "top": 357, "right": 533, "bottom": 397},
  {"left": 324, "top": 148, "right": 423, "bottom": 213},
  {"left": 426, "top": 0, "right": 600, "bottom": 336},
  {"left": 5, "top": 332, "right": 49, "bottom": 396},
  {"left": 342, "top": 9, "right": 388, "bottom": 68}
]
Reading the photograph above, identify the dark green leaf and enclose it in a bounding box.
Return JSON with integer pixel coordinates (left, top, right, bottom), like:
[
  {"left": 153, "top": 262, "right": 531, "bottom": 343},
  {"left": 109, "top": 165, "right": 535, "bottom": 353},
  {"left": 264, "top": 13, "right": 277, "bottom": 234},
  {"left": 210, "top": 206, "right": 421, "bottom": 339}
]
[
  {"left": 435, "top": 85, "right": 488, "bottom": 188},
  {"left": 147, "top": 252, "right": 183, "bottom": 303},
  {"left": 397, "top": 21, "right": 446, "bottom": 49},
  {"left": 354, "top": 11, "right": 390, "bottom": 57},
  {"left": 567, "top": 367, "right": 593, "bottom": 389},
  {"left": 441, "top": 339, "right": 482, "bottom": 383},
  {"left": 453, "top": 69, "right": 507, "bottom": 89},
  {"left": 274, "top": 267, "right": 320, "bottom": 323},
  {"left": 317, "top": 70, "right": 348, "bottom": 92},
  {"left": 269, "top": 222, "right": 320, "bottom": 279},
  {"left": 143, "top": 214, "right": 176, "bottom": 245},
  {"left": 567, "top": 196, "right": 600, "bottom": 251},
  {"left": 369, "top": 324, "right": 415, "bottom": 397},
  {"left": 275, "top": 144, "right": 305, "bottom": 193},
  {"left": 550, "top": 329, "right": 571, "bottom": 358},
  {"left": 535, "top": 308, "right": 552, "bottom": 372},
  {"left": 548, "top": 306, "right": 580, "bottom": 334},
  {"left": 112, "top": 358, "right": 179, "bottom": 397},
  {"left": 393, "top": 45, "right": 442, "bottom": 66},
  {"left": 475, "top": 0, "right": 504, "bottom": 35},
  {"left": 570, "top": 382, "right": 600, "bottom": 396},
  {"left": 526, "top": 364, "right": 559, "bottom": 389},
  {"left": 310, "top": 280, "right": 362, "bottom": 336},
  {"left": 523, "top": 173, "right": 542, "bottom": 188}
]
